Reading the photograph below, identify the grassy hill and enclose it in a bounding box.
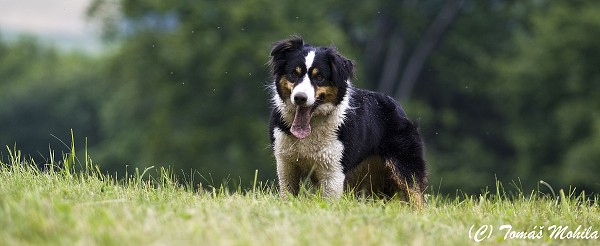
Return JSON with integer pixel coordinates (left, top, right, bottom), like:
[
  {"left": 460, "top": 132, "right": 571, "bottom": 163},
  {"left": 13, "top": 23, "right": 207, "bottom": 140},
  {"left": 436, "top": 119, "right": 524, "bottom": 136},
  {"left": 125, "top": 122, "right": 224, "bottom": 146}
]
[{"left": 1, "top": 148, "right": 598, "bottom": 245}]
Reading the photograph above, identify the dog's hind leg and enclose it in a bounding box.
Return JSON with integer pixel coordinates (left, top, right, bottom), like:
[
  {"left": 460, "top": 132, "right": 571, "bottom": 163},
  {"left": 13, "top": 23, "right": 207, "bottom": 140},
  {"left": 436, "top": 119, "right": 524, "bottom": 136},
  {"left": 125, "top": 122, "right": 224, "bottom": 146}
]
[
  {"left": 384, "top": 159, "right": 426, "bottom": 208},
  {"left": 382, "top": 119, "right": 428, "bottom": 208}
]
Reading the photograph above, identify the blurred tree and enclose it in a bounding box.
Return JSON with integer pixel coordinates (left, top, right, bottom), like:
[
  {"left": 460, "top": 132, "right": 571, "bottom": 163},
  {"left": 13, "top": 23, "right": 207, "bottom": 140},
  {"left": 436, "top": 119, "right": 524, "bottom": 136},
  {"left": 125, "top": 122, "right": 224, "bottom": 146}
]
[
  {"left": 0, "top": 37, "right": 103, "bottom": 163},
  {"left": 409, "top": 1, "right": 529, "bottom": 193},
  {"left": 492, "top": 0, "right": 600, "bottom": 193},
  {"left": 325, "top": 0, "right": 464, "bottom": 100}
]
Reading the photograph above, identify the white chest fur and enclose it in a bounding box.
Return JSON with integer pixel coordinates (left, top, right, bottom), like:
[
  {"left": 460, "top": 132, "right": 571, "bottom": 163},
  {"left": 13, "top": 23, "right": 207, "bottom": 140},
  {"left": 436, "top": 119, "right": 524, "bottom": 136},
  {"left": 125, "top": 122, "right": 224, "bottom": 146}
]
[
  {"left": 272, "top": 124, "right": 344, "bottom": 172},
  {"left": 271, "top": 85, "right": 352, "bottom": 197},
  {"left": 272, "top": 89, "right": 351, "bottom": 170},
  {"left": 272, "top": 124, "right": 346, "bottom": 198}
]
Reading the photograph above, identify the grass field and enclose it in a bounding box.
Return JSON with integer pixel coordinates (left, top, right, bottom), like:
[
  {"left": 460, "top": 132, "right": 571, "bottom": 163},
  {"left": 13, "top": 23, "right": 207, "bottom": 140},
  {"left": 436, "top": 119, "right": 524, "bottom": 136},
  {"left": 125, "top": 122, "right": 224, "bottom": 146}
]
[{"left": 1, "top": 147, "right": 598, "bottom": 246}]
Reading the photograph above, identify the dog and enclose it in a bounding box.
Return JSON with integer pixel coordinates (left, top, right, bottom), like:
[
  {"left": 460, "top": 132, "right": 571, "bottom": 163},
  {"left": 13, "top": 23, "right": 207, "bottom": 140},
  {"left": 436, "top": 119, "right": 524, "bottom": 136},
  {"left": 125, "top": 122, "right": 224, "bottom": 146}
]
[{"left": 268, "top": 37, "right": 427, "bottom": 207}]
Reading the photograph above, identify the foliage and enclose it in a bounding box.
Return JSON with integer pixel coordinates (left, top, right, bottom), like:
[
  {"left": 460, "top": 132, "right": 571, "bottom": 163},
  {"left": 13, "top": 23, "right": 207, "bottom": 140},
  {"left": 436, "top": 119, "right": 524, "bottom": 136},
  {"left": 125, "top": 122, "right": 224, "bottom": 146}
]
[
  {"left": 412, "top": 0, "right": 523, "bottom": 193},
  {"left": 0, "top": 37, "right": 103, "bottom": 161},
  {"left": 492, "top": 1, "right": 600, "bottom": 192}
]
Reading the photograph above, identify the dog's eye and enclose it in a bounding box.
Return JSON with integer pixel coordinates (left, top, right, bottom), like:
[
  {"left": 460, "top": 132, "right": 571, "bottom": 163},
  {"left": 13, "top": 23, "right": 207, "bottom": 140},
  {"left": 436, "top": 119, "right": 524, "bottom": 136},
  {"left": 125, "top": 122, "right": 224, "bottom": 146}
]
[
  {"left": 289, "top": 71, "right": 299, "bottom": 79},
  {"left": 314, "top": 74, "right": 324, "bottom": 82}
]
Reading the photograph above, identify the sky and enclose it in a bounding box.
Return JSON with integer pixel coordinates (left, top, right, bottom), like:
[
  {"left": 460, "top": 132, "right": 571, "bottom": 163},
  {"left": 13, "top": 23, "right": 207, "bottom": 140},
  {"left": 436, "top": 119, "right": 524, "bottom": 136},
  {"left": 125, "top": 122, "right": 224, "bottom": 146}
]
[{"left": 0, "top": 1, "right": 102, "bottom": 52}]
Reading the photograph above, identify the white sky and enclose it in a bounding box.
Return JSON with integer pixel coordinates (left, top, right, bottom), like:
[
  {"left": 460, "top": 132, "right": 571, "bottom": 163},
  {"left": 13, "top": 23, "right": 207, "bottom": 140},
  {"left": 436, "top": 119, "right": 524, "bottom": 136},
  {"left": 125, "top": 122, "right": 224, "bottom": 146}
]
[{"left": 0, "top": 1, "right": 102, "bottom": 52}]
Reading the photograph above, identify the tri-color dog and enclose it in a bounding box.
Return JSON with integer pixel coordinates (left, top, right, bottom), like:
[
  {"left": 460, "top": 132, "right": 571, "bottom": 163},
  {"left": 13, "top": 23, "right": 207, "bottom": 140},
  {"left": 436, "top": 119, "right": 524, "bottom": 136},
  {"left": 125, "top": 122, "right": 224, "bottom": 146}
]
[{"left": 268, "top": 37, "right": 427, "bottom": 207}]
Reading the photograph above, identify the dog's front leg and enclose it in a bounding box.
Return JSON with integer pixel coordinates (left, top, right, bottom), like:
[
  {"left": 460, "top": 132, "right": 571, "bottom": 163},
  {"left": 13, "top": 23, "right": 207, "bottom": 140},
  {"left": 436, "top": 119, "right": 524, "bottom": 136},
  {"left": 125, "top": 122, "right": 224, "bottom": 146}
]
[
  {"left": 276, "top": 159, "right": 301, "bottom": 197},
  {"left": 317, "top": 170, "right": 345, "bottom": 199}
]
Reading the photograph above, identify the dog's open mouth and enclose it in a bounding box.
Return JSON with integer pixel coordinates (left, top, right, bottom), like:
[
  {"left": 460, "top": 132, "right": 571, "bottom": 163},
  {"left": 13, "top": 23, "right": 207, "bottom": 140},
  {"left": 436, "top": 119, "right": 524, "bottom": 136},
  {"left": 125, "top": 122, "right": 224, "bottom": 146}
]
[{"left": 291, "top": 106, "right": 312, "bottom": 139}]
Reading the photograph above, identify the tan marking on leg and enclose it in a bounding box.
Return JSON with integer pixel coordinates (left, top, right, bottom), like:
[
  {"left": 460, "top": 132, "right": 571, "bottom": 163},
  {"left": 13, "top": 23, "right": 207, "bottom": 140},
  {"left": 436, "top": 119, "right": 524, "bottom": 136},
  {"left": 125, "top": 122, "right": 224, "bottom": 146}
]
[{"left": 385, "top": 160, "right": 425, "bottom": 209}]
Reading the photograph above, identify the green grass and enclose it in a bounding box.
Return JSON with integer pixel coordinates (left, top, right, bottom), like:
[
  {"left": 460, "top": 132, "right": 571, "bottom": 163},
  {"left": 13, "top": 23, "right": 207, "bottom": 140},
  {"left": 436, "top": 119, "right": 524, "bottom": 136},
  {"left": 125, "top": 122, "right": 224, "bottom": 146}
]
[{"left": 1, "top": 147, "right": 598, "bottom": 246}]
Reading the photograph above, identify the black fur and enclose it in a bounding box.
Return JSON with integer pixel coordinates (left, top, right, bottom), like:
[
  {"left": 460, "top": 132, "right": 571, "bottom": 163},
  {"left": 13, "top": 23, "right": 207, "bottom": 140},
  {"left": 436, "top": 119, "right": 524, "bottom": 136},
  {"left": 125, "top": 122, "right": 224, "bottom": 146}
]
[
  {"left": 338, "top": 89, "right": 427, "bottom": 194},
  {"left": 268, "top": 37, "right": 427, "bottom": 204}
]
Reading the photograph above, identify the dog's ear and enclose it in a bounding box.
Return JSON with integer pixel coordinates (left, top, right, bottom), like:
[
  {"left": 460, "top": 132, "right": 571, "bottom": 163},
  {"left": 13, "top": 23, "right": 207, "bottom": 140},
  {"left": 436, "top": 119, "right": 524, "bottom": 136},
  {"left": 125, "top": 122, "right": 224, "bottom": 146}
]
[
  {"left": 270, "top": 36, "right": 304, "bottom": 57},
  {"left": 327, "top": 48, "right": 355, "bottom": 85},
  {"left": 269, "top": 36, "right": 304, "bottom": 75}
]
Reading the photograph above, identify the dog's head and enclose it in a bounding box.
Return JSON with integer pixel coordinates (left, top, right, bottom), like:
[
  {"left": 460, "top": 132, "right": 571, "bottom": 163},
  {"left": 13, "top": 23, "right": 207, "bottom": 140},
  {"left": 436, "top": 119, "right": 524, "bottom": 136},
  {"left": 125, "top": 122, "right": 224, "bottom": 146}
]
[{"left": 269, "top": 36, "right": 355, "bottom": 139}]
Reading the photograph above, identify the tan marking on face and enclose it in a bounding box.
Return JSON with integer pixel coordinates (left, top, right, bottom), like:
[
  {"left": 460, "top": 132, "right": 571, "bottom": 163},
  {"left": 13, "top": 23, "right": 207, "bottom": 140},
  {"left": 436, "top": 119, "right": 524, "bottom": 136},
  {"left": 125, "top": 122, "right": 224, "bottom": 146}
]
[
  {"left": 279, "top": 77, "right": 294, "bottom": 99},
  {"left": 295, "top": 67, "right": 302, "bottom": 75},
  {"left": 311, "top": 68, "right": 319, "bottom": 77},
  {"left": 315, "top": 86, "right": 338, "bottom": 104}
]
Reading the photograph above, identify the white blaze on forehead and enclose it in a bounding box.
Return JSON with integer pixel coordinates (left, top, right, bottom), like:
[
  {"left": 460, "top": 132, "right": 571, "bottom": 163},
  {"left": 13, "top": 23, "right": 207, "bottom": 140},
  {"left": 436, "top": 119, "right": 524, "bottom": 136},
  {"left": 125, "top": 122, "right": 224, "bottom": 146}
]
[
  {"left": 291, "top": 50, "right": 317, "bottom": 106},
  {"left": 304, "top": 50, "right": 316, "bottom": 70}
]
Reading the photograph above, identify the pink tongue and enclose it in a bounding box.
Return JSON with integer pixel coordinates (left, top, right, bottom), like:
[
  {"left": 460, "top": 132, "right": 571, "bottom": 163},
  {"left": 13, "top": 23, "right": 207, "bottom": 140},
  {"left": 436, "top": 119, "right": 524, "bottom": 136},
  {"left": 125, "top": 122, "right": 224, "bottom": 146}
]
[{"left": 291, "top": 106, "right": 312, "bottom": 139}]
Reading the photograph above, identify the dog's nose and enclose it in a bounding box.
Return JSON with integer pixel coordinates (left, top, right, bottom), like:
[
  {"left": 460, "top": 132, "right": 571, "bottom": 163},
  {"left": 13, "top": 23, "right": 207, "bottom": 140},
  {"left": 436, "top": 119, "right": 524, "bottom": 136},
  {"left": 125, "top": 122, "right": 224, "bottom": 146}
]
[{"left": 294, "top": 92, "right": 308, "bottom": 105}]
